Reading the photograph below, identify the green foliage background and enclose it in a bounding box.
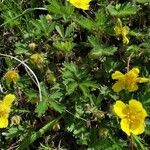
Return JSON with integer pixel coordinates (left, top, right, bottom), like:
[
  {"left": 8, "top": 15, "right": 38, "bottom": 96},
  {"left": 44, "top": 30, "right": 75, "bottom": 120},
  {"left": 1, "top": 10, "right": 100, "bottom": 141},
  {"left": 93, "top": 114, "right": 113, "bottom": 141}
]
[{"left": 0, "top": 0, "right": 150, "bottom": 149}]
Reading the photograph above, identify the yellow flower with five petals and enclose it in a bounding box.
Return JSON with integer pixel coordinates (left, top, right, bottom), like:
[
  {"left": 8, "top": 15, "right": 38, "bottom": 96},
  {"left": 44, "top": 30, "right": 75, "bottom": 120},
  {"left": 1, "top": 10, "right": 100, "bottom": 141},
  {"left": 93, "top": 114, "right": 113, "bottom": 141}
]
[
  {"left": 114, "top": 18, "right": 129, "bottom": 44},
  {"left": 113, "top": 99, "right": 147, "bottom": 136},
  {"left": 112, "top": 68, "right": 149, "bottom": 92},
  {"left": 67, "top": 0, "right": 91, "bottom": 10},
  {"left": 0, "top": 94, "right": 16, "bottom": 128}
]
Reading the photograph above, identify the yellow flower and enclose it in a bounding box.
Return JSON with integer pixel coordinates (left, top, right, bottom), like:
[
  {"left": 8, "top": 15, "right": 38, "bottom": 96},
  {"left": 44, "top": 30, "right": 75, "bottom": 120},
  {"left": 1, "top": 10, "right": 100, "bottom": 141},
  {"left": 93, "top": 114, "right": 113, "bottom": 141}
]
[
  {"left": 0, "top": 94, "right": 15, "bottom": 128},
  {"left": 4, "top": 70, "right": 20, "bottom": 83},
  {"left": 112, "top": 68, "right": 149, "bottom": 92},
  {"left": 114, "top": 18, "right": 129, "bottom": 44},
  {"left": 113, "top": 99, "right": 147, "bottom": 136},
  {"left": 30, "top": 53, "right": 45, "bottom": 66},
  {"left": 67, "top": 0, "right": 91, "bottom": 10}
]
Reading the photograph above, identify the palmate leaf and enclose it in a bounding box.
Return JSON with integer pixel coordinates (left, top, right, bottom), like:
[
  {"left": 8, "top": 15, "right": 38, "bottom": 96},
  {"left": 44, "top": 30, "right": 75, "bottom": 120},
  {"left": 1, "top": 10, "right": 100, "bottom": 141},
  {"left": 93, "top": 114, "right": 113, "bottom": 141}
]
[
  {"left": 35, "top": 83, "right": 64, "bottom": 116},
  {"left": 31, "top": 15, "right": 55, "bottom": 38},
  {"left": 49, "top": 90, "right": 65, "bottom": 113},
  {"left": 76, "top": 11, "right": 107, "bottom": 32},
  {"left": 88, "top": 36, "right": 117, "bottom": 58},
  {"left": 62, "top": 62, "right": 98, "bottom": 96},
  {"left": 107, "top": 3, "right": 139, "bottom": 17}
]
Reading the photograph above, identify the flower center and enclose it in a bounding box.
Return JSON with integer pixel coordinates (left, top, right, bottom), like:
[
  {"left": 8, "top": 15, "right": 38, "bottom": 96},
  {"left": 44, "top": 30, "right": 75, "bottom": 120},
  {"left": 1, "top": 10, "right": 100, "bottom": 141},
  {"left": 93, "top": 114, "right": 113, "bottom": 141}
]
[
  {"left": 125, "top": 75, "right": 136, "bottom": 85},
  {"left": 126, "top": 111, "right": 137, "bottom": 123}
]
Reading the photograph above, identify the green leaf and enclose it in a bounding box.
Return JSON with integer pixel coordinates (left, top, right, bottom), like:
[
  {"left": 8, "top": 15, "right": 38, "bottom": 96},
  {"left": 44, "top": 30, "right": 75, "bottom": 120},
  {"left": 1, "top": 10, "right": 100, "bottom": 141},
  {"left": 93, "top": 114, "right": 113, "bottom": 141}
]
[
  {"left": 55, "top": 25, "right": 64, "bottom": 38},
  {"left": 88, "top": 36, "right": 117, "bottom": 58},
  {"left": 65, "top": 24, "right": 74, "bottom": 38},
  {"left": 35, "top": 84, "right": 49, "bottom": 117},
  {"left": 35, "top": 99, "right": 48, "bottom": 117},
  {"left": 79, "top": 84, "right": 89, "bottom": 97},
  {"left": 107, "top": 3, "right": 139, "bottom": 17},
  {"left": 136, "top": 0, "right": 150, "bottom": 3},
  {"left": 66, "top": 82, "right": 78, "bottom": 95},
  {"left": 35, "top": 83, "right": 64, "bottom": 116},
  {"left": 17, "top": 117, "right": 61, "bottom": 150},
  {"left": 46, "top": 0, "right": 74, "bottom": 18},
  {"left": 31, "top": 15, "right": 55, "bottom": 38},
  {"left": 132, "top": 135, "right": 148, "bottom": 150},
  {"left": 76, "top": 16, "right": 94, "bottom": 30},
  {"left": 49, "top": 100, "right": 65, "bottom": 113},
  {"left": 46, "top": 0, "right": 63, "bottom": 15},
  {"left": 62, "top": 62, "right": 98, "bottom": 97}
]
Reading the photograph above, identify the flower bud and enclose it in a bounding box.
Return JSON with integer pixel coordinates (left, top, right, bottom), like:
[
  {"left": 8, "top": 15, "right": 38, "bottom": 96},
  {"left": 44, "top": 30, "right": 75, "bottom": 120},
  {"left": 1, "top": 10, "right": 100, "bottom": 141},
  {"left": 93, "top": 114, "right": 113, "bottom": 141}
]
[
  {"left": 46, "top": 14, "right": 52, "bottom": 22},
  {"left": 11, "top": 115, "right": 21, "bottom": 126},
  {"left": 53, "top": 123, "right": 60, "bottom": 131},
  {"left": 30, "top": 53, "right": 45, "bottom": 66},
  {"left": 28, "top": 43, "right": 36, "bottom": 50},
  {"left": 45, "top": 70, "right": 56, "bottom": 84}
]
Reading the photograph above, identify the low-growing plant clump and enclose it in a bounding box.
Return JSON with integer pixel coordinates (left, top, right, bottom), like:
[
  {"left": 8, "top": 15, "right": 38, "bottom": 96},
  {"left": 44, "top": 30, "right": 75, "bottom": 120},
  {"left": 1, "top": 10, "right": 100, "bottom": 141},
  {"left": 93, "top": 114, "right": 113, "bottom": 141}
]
[{"left": 0, "top": 0, "right": 150, "bottom": 149}]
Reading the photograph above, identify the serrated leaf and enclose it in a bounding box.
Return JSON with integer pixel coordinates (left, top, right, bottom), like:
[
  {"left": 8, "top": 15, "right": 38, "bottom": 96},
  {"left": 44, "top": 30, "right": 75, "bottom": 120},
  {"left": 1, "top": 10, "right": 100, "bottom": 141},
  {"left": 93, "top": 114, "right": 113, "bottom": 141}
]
[
  {"left": 76, "top": 16, "right": 94, "bottom": 30},
  {"left": 49, "top": 100, "right": 65, "bottom": 113},
  {"left": 107, "top": 3, "right": 139, "bottom": 17},
  {"left": 79, "top": 84, "right": 89, "bottom": 97},
  {"left": 66, "top": 82, "right": 78, "bottom": 95},
  {"left": 88, "top": 36, "right": 117, "bottom": 58},
  {"left": 35, "top": 98, "right": 48, "bottom": 117}
]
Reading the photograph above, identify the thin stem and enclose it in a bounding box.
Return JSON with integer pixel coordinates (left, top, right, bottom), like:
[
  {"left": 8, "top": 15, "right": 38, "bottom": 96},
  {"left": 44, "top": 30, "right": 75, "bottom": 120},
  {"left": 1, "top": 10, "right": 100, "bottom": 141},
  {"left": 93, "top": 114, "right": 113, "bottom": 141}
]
[{"left": 127, "top": 52, "right": 133, "bottom": 72}]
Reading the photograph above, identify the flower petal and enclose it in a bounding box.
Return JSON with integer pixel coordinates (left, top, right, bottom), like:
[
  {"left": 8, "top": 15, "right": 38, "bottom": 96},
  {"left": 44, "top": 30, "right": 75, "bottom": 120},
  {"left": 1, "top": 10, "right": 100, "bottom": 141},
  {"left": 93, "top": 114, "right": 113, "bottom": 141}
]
[
  {"left": 129, "top": 99, "right": 147, "bottom": 119},
  {"left": 121, "top": 118, "right": 130, "bottom": 136},
  {"left": 116, "top": 18, "right": 123, "bottom": 29},
  {"left": 68, "top": 0, "right": 91, "bottom": 10},
  {"left": 114, "top": 26, "right": 121, "bottom": 36},
  {"left": 127, "top": 83, "right": 138, "bottom": 92},
  {"left": 129, "top": 99, "right": 143, "bottom": 110},
  {"left": 112, "top": 82, "right": 124, "bottom": 92},
  {"left": 113, "top": 101, "right": 126, "bottom": 118},
  {"left": 137, "top": 77, "right": 149, "bottom": 83},
  {"left": 3, "top": 94, "right": 15, "bottom": 107},
  {"left": 129, "top": 68, "right": 139, "bottom": 76},
  {"left": 0, "top": 115, "right": 9, "bottom": 128},
  {"left": 112, "top": 71, "right": 124, "bottom": 80},
  {"left": 130, "top": 120, "right": 145, "bottom": 135},
  {"left": 122, "top": 36, "right": 129, "bottom": 44},
  {"left": 122, "top": 26, "right": 129, "bottom": 37}
]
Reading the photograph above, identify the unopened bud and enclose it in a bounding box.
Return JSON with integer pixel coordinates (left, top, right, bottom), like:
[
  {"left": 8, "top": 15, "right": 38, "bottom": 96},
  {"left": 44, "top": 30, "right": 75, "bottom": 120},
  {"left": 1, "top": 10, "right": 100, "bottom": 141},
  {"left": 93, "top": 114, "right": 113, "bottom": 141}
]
[
  {"left": 99, "top": 128, "right": 109, "bottom": 138},
  {"left": 28, "top": 43, "right": 36, "bottom": 50},
  {"left": 53, "top": 123, "right": 60, "bottom": 131},
  {"left": 11, "top": 115, "right": 21, "bottom": 126},
  {"left": 46, "top": 14, "right": 52, "bottom": 22}
]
